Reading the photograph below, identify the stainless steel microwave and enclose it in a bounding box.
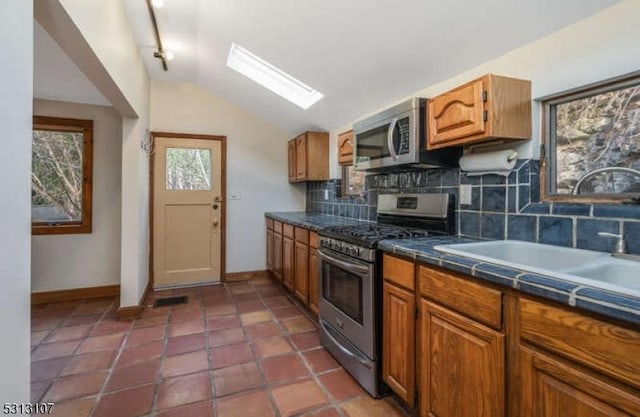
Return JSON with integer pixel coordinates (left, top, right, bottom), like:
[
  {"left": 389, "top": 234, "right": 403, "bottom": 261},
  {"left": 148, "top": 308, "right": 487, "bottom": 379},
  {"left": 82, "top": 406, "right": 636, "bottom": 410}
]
[{"left": 353, "top": 98, "right": 461, "bottom": 171}]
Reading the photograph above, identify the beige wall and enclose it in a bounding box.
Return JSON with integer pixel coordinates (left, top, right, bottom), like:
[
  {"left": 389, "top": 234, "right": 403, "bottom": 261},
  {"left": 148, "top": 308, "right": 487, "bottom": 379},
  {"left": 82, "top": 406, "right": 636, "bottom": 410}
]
[
  {"left": 32, "top": 100, "right": 122, "bottom": 292},
  {"left": 150, "top": 81, "right": 305, "bottom": 273},
  {"left": 329, "top": 0, "right": 640, "bottom": 177}
]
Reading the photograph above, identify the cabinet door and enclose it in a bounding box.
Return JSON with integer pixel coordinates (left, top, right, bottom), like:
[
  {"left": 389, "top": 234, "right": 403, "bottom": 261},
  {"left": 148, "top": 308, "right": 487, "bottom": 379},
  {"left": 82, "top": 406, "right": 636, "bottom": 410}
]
[
  {"left": 308, "top": 247, "right": 319, "bottom": 315},
  {"left": 273, "top": 233, "right": 283, "bottom": 281},
  {"left": 428, "top": 77, "right": 486, "bottom": 147},
  {"left": 338, "top": 130, "right": 354, "bottom": 166},
  {"left": 296, "top": 135, "right": 307, "bottom": 180},
  {"left": 266, "top": 228, "right": 273, "bottom": 272},
  {"left": 517, "top": 346, "right": 640, "bottom": 417},
  {"left": 383, "top": 282, "right": 415, "bottom": 405},
  {"left": 288, "top": 140, "right": 297, "bottom": 182},
  {"left": 294, "top": 241, "right": 309, "bottom": 304},
  {"left": 282, "top": 236, "right": 294, "bottom": 290},
  {"left": 420, "top": 299, "right": 504, "bottom": 417}
]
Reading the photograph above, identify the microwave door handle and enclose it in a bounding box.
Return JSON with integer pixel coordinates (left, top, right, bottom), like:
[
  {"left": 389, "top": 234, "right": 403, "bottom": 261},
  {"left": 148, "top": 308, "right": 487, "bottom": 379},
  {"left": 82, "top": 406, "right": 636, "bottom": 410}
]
[{"left": 387, "top": 117, "right": 399, "bottom": 160}]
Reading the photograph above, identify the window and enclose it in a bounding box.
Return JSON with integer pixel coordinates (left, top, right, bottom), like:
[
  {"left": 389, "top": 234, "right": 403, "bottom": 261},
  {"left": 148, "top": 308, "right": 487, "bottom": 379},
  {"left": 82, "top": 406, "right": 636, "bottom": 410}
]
[
  {"left": 165, "top": 147, "right": 212, "bottom": 190},
  {"left": 541, "top": 71, "right": 640, "bottom": 202},
  {"left": 32, "top": 116, "right": 93, "bottom": 234},
  {"left": 342, "top": 165, "right": 366, "bottom": 197}
]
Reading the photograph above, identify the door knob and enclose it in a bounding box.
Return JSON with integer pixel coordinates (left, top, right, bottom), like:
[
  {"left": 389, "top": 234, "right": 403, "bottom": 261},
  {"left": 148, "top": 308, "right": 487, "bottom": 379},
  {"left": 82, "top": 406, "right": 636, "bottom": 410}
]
[{"left": 212, "top": 219, "right": 219, "bottom": 227}]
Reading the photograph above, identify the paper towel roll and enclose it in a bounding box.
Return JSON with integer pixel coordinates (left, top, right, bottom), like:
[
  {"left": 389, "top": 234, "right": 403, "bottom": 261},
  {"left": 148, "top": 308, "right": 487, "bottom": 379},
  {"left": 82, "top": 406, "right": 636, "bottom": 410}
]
[{"left": 459, "top": 149, "right": 518, "bottom": 176}]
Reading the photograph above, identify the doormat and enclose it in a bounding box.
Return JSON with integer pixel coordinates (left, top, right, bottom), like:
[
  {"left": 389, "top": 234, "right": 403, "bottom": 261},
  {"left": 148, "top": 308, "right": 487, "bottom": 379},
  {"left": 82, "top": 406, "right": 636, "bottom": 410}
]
[{"left": 153, "top": 296, "right": 189, "bottom": 308}]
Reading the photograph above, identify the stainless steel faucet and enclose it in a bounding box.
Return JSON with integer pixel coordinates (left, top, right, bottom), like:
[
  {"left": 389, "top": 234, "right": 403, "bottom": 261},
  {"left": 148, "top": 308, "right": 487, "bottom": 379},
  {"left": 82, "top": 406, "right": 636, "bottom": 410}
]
[
  {"left": 597, "top": 232, "right": 627, "bottom": 255},
  {"left": 572, "top": 167, "right": 640, "bottom": 195}
]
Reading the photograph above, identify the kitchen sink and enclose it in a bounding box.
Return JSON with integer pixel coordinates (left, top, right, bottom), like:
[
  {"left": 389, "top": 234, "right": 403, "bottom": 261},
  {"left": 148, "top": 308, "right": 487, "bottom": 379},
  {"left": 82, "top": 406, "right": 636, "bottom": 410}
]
[{"left": 434, "top": 240, "right": 640, "bottom": 296}]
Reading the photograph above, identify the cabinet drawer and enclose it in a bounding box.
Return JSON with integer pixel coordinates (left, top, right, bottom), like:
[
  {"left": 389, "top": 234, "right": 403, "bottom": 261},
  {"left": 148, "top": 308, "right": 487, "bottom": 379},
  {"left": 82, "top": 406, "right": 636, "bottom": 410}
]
[
  {"left": 266, "top": 218, "right": 274, "bottom": 230},
  {"left": 419, "top": 265, "right": 502, "bottom": 330},
  {"left": 519, "top": 297, "right": 640, "bottom": 389},
  {"left": 383, "top": 254, "right": 414, "bottom": 291},
  {"left": 309, "top": 232, "right": 318, "bottom": 249},
  {"left": 273, "top": 221, "right": 283, "bottom": 234},
  {"left": 283, "top": 223, "right": 294, "bottom": 239},
  {"left": 295, "top": 227, "right": 309, "bottom": 244}
]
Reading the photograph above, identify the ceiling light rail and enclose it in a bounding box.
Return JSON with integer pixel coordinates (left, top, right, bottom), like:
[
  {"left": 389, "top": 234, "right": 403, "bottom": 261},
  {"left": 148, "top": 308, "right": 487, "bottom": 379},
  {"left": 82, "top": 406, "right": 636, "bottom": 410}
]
[{"left": 146, "top": 0, "right": 169, "bottom": 71}]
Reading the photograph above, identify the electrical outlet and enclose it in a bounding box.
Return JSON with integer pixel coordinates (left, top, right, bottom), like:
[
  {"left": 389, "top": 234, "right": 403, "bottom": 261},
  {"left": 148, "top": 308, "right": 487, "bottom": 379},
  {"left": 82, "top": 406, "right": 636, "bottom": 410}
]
[
  {"left": 459, "top": 184, "right": 472, "bottom": 205},
  {"left": 324, "top": 190, "right": 329, "bottom": 200}
]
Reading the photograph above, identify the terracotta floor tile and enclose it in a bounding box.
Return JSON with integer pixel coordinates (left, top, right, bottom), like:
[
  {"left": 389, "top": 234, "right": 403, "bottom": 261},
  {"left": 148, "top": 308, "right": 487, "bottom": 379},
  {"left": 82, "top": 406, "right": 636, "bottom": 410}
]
[
  {"left": 271, "top": 379, "right": 328, "bottom": 417},
  {"left": 290, "top": 331, "right": 321, "bottom": 351},
  {"left": 240, "top": 310, "right": 273, "bottom": 326},
  {"left": 244, "top": 322, "right": 282, "bottom": 340},
  {"left": 31, "top": 330, "right": 50, "bottom": 346},
  {"left": 90, "top": 320, "right": 131, "bottom": 336},
  {"left": 205, "top": 303, "right": 236, "bottom": 317},
  {"left": 213, "top": 362, "right": 264, "bottom": 397},
  {"left": 61, "top": 350, "right": 116, "bottom": 376},
  {"left": 43, "top": 370, "right": 108, "bottom": 402},
  {"left": 169, "top": 319, "right": 205, "bottom": 337},
  {"left": 157, "top": 400, "right": 213, "bottom": 417},
  {"left": 281, "top": 316, "right": 316, "bottom": 334},
  {"left": 318, "top": 369, "right": 366, "bottom": 402},
  {"left": 93, "top": 383, "right": 155, "bottom": 417},
  {"left": 236, "top": 300, "right": 267, "bottom": 313},
  {"left": 299, "top": 407, "right": 342, "bottom": 417},
  {"left": 210, "top": 342, "right": 254, "bottom": 369},
  {"left": 157, "top": 371, "right": 212, "bottom": 410},
  {"left": 171, "top": 307, "right": 205, "bottom": 323},
  {"left": 31, "top": 316, "right": 64, "bottom": 331},
  {"left": 126, "top": 324, "right": 165, "bottom": 346},
  {"left": 303, "top": 348, "right": 340, "bottom": 374},
  {"left": 62, "top": 314, "right": 103, "bottom": 327},
  {"left": 45, "top": 324, "right": 91, "bottom": 343},
  {"left": 261, "top": 353, "right": 309, "bottom": 384},
  {"left": 216, "top": 390, "right": 275, "bottom": 417},
  {"left": 77, "top": 332, "right": 125, "bottom": 354},
  {"left": 341, "top": 396, "right": 407, "bottom": 417},
  {"left": 166, "top": 333, "right": 206, "bottom": 356},
  {"left": 258, "top": 287, "right": 285, "bottom": 299},
  {"left": 132, "top": 314, "right": 168, "bottom": 328},
  {"left": 253, "top": 336, "right": 294, "bottom": 359},
  {"left": 208, "top": 327, "right": 245, "bottom": 347},
  {"left": 106, "top": 358, "right": 160, "bottom": 391},
  {"left": 31, "top": 356, "right": 70, "bottom": 382},
  {"left": 48, "top": 397, "right": 96, "bottom": 417},
  {"left": 32, "top": 340, "right": 82, "bottom": 361},
  {"left": 117, "top": 341, "right": 163, "bottom": 367},
  {"left": 232, "top": 292, "right": 261, "bottom": 302},
  {"left": 250, "top": 277, "right": 272, "bottom": 286},
  {"left": 162, "top": 350, "right": 209, "bottom": 377},
  {"left": 73, "top": 302, "right": 111, "bottom": 316},
  {"left": 229, "top": 285, "right": 254, "bottom": 294},
  {"left": 31, "top": 380, "right": 51, "bottom": 403},
  {"left": 207, "top": 314, "right": 241, "bottom": 330},
  {"left": 271, "top": 306, "right": 302, "bottom": 320}
]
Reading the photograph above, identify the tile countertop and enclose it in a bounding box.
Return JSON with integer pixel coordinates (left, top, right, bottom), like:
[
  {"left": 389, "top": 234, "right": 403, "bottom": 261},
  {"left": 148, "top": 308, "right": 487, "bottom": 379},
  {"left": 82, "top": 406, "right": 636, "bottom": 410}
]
[
  {"left": 265, "top": 212, "right": 370, "bottom": 231},
  {"left": 379, "top": 235, "right": 640, "bottom": 327}
]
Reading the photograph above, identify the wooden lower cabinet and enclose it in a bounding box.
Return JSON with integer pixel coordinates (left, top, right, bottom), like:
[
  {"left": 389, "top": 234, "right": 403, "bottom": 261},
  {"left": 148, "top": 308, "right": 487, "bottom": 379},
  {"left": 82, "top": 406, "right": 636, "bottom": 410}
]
[
  {"left": 308, "top": 246, "right": 319, "bottom": 314},
  {"left": 517, "top": 346, "right": 640, "bottom": 416},
  {"left": 419, "top": 298, "right": 505, "bottom": 417},
  {"left": 273, "top": 232, "right": 283, "bottom": 281},
  {"left": 282, "top": 236, "right": 294, "bottom": 290},
  {"left": 266, "top": 227, "right": 273, "bottom": 272},
  {"left": 294, "top": 241, "right": 309, "bottom": 303},
  {"left": 382, "top": 281, "right": 415, "bottom": 406}
]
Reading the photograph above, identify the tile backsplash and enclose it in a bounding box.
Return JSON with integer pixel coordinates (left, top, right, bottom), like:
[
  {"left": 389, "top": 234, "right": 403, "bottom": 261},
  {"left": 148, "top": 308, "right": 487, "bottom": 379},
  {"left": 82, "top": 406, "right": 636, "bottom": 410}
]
[{"left": 306, "top": 160, "right": 640, "bottom": 255}]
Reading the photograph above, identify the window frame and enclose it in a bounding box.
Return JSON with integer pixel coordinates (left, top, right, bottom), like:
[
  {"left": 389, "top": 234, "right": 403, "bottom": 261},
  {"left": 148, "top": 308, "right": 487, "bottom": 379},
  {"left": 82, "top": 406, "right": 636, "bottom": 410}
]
[
  {"left": 540, "top": 70, "right": 640, "bottom": 203},
  {"left": 32, "top": 116, "right": 94, "bottom": 235},
  {"left": 341, "top": 165, "right": 366, "bottom": 197}
]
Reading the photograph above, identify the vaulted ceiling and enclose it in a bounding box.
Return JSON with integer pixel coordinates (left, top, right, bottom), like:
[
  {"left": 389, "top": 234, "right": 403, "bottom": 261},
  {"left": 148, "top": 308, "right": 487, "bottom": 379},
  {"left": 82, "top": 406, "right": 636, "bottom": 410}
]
[{"left": 36, "top": 1, "right": 619, "bottom": 134}]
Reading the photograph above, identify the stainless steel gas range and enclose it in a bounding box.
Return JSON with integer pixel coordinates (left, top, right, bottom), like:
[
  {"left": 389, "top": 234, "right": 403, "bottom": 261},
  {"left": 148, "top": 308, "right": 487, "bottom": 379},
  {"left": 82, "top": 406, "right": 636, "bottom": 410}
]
[{"left": 317, "top": 193, "right": 454, "bottom": 397}]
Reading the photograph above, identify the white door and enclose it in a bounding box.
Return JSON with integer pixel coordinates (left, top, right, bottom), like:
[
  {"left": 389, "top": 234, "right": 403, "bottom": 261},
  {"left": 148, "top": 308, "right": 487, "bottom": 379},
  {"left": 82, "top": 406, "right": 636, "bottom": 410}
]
[{"left": 153, "top": 135, "right": 224, "bottom": 289}]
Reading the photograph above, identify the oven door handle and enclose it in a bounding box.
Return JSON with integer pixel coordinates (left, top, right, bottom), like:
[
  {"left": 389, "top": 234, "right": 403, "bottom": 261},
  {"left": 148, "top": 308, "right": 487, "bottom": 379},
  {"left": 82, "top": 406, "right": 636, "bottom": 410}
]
[
  {"left": 320, "top": 319, "right": 373, "bottom": 369},
  {"left": 318, "top": 249, "right": 370, "bottom": 275}
]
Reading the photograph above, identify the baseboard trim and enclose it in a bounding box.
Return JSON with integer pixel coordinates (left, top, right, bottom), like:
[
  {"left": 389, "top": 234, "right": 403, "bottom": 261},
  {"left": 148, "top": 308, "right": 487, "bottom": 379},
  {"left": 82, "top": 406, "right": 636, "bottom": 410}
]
[
  {"left": 32, "top": 284, "right": 120, "bottom": 305},
  {"left": 117, "top": 279, "right": 152, "bottom": 321},
  {"left": 224, "top": 269, "right": 269, "bottom": 282}
]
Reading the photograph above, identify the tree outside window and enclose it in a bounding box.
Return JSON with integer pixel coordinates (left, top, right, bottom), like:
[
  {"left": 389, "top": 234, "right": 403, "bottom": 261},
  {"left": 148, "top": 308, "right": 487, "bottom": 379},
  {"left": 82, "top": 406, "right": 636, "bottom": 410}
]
[{"left": 32, "top": 116, "right": 93, "bottom": 235}]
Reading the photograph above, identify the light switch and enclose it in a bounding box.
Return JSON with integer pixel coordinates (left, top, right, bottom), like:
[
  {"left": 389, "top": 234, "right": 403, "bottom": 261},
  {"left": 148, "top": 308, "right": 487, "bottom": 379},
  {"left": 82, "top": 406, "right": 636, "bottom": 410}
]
[
  {"left": 324, "top": 190, "right": 329, "bottom": 200},
  {"left": 459, "top": 184, "right": 472, "bottom": 205},
  {"left": 229, "top": 191, "right": 242, "bottom": 200}
]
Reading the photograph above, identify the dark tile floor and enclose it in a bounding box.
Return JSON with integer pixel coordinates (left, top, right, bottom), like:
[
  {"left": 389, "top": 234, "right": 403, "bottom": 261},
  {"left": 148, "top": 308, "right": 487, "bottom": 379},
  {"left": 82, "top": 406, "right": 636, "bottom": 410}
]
[{"left": 31, "top": 277, "right": 408, "bottom": 417}]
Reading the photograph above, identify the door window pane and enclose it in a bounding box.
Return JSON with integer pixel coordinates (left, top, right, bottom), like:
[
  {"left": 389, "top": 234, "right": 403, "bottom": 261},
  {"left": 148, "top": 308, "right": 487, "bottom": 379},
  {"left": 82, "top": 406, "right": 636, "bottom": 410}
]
[{"left": 166, "top": 148, "right": 212, "bottom": 190}]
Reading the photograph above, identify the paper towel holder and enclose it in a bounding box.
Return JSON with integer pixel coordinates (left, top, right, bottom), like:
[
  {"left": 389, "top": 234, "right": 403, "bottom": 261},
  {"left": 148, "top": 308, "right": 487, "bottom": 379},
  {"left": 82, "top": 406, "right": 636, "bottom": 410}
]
[{"left": 465, "top": 140, "right": 518, "bottom": 161}]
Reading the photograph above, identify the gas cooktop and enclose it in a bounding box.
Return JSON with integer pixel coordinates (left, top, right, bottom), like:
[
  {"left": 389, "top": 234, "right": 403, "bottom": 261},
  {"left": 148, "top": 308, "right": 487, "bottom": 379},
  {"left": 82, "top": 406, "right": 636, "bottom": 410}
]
[{"left": 319, "top": 223, "right": 432, "bottom": 248}]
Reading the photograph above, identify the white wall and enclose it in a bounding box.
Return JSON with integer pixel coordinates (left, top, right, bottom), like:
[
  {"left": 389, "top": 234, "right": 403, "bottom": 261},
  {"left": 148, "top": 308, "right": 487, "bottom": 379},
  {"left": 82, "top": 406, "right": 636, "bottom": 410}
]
[
  {"left": 31, "top": 100, "right": 122, "bottom": 293},
  {"left": 55, "top": 0, "right": 151, "bottom": 307},
  {"left": 0, "top": 0, "right": 32, "bottom": 405},
  {"left": 329, "top": 0, "right": 640, "bottom": 177},
  {"left": 150, "top": 81, "right": 306, "bottom": 273}
]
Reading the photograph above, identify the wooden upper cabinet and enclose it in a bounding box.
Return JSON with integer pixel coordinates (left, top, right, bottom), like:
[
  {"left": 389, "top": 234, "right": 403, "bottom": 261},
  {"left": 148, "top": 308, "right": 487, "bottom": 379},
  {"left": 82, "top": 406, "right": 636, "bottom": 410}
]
[
  {"left": 427, "top": 74, "right": 531, "bottom": 149},
  {"left": 288, "top": 131, "right": 329, "bottom": 183},
  {"left": 338, "top": 130, "right": 354, "bottom": 166}
]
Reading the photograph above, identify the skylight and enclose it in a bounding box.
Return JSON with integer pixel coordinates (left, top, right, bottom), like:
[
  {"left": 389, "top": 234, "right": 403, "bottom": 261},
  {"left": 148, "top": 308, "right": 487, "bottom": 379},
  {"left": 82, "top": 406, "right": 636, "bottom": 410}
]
[{"left": 226, "top": 43, "right": 324, "bottom": 110}]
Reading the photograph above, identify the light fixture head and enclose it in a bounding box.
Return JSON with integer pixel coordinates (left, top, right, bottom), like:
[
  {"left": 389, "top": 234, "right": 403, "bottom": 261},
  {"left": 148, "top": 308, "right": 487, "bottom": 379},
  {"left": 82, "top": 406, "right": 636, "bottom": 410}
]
[
  {"left": 151, "top": 0, "right": 164, "bottom": 8},
  {"left": 226, "top": 43, "right": 324, "bottom": 110}
]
